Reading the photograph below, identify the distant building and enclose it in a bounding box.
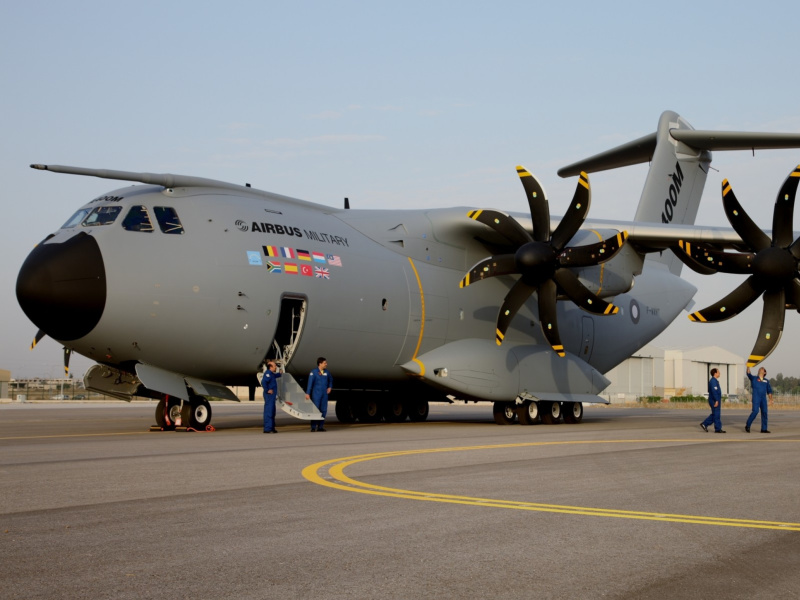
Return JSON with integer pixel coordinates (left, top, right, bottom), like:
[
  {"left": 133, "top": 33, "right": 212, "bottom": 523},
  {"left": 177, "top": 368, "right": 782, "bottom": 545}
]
[
  {"left": 0, "top": 369, "right": 9, "bottom": 399},
  {"left": 603, "top": 345, "right": 744, "bottom": 402}
]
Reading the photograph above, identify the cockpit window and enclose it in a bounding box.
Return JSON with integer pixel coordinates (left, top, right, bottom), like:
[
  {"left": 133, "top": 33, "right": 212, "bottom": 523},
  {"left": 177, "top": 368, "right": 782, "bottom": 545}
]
[
  {"left": 122, "top": 205, "right": 154, "bottom": 232},
  {"left": 154, "top": 207, "right": 185, "bottom": 234},
  {"left": 82, "top": 206, "right": 122, "bottom": 227},
  {"left": 62, "top": 208, "right": 91, "bottom": 229}
]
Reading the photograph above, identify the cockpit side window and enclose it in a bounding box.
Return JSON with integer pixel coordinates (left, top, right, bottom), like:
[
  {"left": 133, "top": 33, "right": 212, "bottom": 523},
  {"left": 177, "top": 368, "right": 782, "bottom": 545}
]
[
  {"left": 62, "top": 208, "right": 91, "bottom": 229},
  {"left": 154, "top": 207, "right": 185, "bottom": 234},
  {"left": 122, "top": 205, "right": 154, "bottom": 232},
  {"left": 82, "top": 206, "right": 122, "bottom": 227}
]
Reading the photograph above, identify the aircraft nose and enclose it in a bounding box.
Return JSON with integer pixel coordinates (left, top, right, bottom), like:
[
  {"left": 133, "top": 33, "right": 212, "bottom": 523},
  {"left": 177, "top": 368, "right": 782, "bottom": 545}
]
[{"left": 16, "top": 232, "right": 106, "bottom": 341}]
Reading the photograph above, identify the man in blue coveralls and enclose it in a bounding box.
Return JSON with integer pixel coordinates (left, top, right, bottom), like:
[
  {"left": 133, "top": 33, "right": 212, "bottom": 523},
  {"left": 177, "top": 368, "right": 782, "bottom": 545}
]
[
  {"left": 306, "top": 357, "right": 332, "bottom": 432},
  {"left": 261, "top": 361, "right": 282, "bottom": 433},
  {"left": 700, "top": 368, "right": 725, "bottom": 433},
  {"left": 745, "top": 365, "right": 773, "bottom": 433}
]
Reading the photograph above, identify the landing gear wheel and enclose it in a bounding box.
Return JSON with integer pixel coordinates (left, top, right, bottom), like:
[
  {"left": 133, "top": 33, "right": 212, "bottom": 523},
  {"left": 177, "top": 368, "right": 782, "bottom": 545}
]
[
  {"left": 562, "top": 402, "right": 583, "bottom": 424},
  {"left": 383, "top": 398, "right": 408, "bottom": 422},
  {"left": 493, "top": 401, "right": 517, "bottom": 425},
  {"left": 539, "top": 401, "right": 562, "bottom": 425},
  {"left": 188, "top": 396, "right": 212, "bottom": 429},
  {"left": 408, "top": 398, "right": 429, "bottom": 422},
  {"left": 517, "top": 400, "right": 540, "bottom": 425},
  {"left": 155, "top": 396, "right": 182, "bottom": 430},
  {"left": 335, "top": 399, "right": 357, "bottom": 423},
  {"left": 356, "top": 399, "right": 383, "bottom": 423}
]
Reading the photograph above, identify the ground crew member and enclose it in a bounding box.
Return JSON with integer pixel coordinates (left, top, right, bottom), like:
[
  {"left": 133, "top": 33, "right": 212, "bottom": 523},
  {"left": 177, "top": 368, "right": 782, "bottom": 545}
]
[
  {"left": 700, "top": 368, "right": 725, "bottom": 433},
  {"left": 306, "top": 357, "right": 332, "bottom": 432},
  {"left": 262, "top": 361, "right": 281, "bottom": 433},
  {"left": 745, "top": 365, "right": 773, "bottom": 433}
]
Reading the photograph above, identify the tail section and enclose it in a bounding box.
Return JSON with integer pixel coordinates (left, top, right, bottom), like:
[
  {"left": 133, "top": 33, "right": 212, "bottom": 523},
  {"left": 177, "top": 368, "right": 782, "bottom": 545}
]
[{"left": 559, "top": 110, "right": 800, "bottom": 275}]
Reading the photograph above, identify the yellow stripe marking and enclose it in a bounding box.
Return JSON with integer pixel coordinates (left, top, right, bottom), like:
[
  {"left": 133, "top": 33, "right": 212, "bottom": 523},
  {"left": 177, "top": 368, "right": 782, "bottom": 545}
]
[
  {"left": 407, "top": 257, "right": 426, "bottom": 364},
  {"left": 723, "top": 181, "right": 732, "bottom": 196},
  {"left": 688, "top": 311, "right": 707, "bottom": 322},
  {"left": 302, "top": 440, "right": 800, "bottom": 531}
]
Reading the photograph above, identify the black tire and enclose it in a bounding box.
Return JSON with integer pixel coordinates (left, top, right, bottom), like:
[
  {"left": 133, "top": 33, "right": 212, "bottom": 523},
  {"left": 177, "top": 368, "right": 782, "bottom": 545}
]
[
  {"left": 408, "top": 398, "right": 429, "bottom": 422},
  {"left": 155, "top": 396, "right": 181, "bottom": 430},
  {"left": 539, "top": 401, "right": 562, "bottom": 425},
  {"left": 517, "top": 400, "right": 539, "bottom": 425},
  {"left": 334, "top": 399, "right": 357, "bottom": 423},
  {"left": 356, "top": 399, "right": 382, "bottom": 423},
  {"left": 188, "top": 396, "right": 212, "bottom": 429},
  {"left": 493, "top": 401, "right": 516, "bottom": 425},
  {"left": 383, "top": 398, "right": 408, "bottom": 423},
  {"left": 562, "top": 402, "right": 584, "bottom": 424}
]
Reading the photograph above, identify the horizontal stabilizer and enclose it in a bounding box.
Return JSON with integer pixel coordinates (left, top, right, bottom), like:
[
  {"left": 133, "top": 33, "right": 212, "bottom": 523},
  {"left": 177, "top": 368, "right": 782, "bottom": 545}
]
[{"left": 558, "top": 127, "right": 800, "bottom": 178}]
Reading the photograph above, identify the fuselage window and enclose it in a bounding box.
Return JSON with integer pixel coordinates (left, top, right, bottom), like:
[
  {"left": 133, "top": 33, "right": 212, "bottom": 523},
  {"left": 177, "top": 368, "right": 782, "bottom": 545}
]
[
  {"left": 61, "top": 208, "right": 91, "bottom": 229},
  {"left": 82, "top": 205, "right": 122, "bottom": 227},
  {"left": 154, "top": 206, "right": 185, "bottom": 234},
  {"left": 122, "top": 205, "right": 154, "bottom": 232}
]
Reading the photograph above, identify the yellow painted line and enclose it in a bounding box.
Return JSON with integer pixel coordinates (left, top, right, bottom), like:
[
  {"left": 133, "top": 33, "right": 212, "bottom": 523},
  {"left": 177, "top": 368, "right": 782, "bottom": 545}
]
[
  {"left": 407, "top": 257, "right": 425, "bottom": 363},
  {"left": 302, "top": 440, "right": 800, "bottom": 531},
  {"left": 588, "top": 229, "right": 605, "bottom": 294}
]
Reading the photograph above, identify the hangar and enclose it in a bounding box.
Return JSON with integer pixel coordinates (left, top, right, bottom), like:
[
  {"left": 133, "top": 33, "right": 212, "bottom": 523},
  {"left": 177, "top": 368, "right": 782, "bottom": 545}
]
[{"left": 603, "top": 346, "right": 744, "bottom": 402}]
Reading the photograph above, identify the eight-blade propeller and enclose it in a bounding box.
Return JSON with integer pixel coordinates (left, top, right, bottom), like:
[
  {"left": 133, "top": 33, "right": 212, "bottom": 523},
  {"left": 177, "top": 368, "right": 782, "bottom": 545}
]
[
  {"left": 675, "top": 165, "right": 800, "bottom": 367},
  {"left": 460, "top": 167, "right": 627, "bottom": 355},
  {"left": 30, "top": 328, "right": 73, "bottom": 376}
]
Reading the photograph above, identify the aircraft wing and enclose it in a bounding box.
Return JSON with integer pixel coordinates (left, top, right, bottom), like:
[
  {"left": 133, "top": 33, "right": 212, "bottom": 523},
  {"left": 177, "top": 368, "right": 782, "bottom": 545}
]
[{"left": 580, "top": 218, "right": 752, "bottom": 252}]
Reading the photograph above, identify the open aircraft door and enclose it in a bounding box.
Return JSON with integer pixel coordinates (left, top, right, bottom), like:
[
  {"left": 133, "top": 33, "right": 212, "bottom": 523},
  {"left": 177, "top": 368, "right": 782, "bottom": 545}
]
[{"left": 260, "top": 295, "right": 321, "bottom": 421}]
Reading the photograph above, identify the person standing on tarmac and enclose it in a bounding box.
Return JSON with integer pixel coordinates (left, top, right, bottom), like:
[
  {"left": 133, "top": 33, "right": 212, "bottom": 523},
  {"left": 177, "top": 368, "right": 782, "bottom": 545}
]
[
  {"left": 700, "top": 368, "right": 725, "bottom": 433},
  {"left": 306, "top": 357, "right": 332, "bottom": 432},
  {"left": 746, "top": 365, "right": 773, "bottom": 433},
  {"left": 262, "top": 361, "right": 282, "bottom": 433}
]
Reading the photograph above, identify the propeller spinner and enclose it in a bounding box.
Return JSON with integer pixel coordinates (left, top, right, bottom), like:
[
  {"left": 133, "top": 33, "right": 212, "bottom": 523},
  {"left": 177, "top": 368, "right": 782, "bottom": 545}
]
[
  {"left": 675, "top": 165, "right": 800, "bottom": 367},
  {"left": 460, "top": 167, "right": 628, "bottom": 355}
]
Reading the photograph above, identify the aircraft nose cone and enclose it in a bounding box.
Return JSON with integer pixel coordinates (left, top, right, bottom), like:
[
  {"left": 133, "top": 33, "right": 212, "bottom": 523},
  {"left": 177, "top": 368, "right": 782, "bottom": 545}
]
[{"left": 16, "top": 232, "right": 106, "bottom": 341}]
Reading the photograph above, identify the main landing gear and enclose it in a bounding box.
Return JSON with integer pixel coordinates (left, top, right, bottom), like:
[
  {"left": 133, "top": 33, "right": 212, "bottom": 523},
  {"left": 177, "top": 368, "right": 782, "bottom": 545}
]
[
  {"left": 334, "top": 397, "right": 429, "bottom": 424},
  {"left": 492, "top": 400, "right": 584, "bottom": 425},
  {"left": 155, "top": 395, "right": 213, "bottom": 430}
]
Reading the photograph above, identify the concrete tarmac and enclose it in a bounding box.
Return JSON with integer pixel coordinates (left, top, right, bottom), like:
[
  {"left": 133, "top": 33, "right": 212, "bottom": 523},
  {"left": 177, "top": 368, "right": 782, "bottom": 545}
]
[{"left": 2, "top": 401, "right": 799, "bottom": 599}]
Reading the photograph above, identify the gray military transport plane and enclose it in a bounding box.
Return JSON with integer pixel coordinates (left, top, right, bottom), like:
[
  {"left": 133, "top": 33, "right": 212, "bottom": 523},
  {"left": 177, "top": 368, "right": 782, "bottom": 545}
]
[{"left": 16, "top": 111, "right": 800, "bottom": 429}]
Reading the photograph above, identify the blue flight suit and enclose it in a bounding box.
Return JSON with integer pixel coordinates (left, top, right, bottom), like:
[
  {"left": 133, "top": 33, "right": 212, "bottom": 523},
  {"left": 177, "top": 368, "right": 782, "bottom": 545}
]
[
  {"left": 746, "top": 372, "right": 773, "bottom": 431},
  {"left": 306, "top": 368, "right": 333, "bottom": 431},
  {"left": 262, "top": 369, "right": 282, "bottom": 432},
  {"left": 701, "top": 376, "right": 723, "bottom": 432}
]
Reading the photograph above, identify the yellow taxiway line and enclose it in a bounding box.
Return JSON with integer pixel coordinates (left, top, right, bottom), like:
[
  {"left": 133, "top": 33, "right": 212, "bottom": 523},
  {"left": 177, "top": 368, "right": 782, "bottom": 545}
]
[{"left": 303, "top": 440, "right": 800, "bottom": 531}]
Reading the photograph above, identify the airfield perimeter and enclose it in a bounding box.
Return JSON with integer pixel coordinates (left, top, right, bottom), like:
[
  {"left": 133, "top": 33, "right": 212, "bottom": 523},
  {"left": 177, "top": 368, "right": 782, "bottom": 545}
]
[{"left": 2, "top": 401, "right": 799, "bottom": 600}]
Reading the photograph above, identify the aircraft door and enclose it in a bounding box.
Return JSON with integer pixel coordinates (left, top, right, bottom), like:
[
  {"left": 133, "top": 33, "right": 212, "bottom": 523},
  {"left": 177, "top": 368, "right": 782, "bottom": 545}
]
[
  {"left": 265, "top": 295, "right": 307, "bottom": 368},
  {"left": 580, "top": 316, "right": 594, "bottom": 361}
]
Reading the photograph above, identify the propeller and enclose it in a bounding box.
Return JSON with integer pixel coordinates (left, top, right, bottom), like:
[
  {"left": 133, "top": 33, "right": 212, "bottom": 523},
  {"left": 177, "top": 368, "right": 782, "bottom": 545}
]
[
  {"left": 29, "top": 329, "right": 73, "bottom": 376},
  {"left": 675, "top": 165, "right": 800, "bottom": 367},
  {"left": 460, "top": 167, "right": 628, "bottom": 355}
]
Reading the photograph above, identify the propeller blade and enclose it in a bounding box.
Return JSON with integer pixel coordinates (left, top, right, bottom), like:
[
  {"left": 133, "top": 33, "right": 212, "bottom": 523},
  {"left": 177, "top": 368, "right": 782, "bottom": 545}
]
[
  {"left": 553, "top": 268, "right": 619, "bottom": 315},
  {"left": 671, "top": 243, "right": 718, "bottom": 275},
  {"left": 785, "top": 278, "right": 800, "bottom": 311},
  {"left": 558, "top": 231, "right": 629, "bottom": 268},
  {"left": 495, "top": 279, "right": 537, "bottom": 346},
  {"left": 30, "top": 329, "right": 46, "bottom": 351},
  {"left": 722, "top": 179, "right": 771, "bottom": 252},
  {"left": 688, "top": 275, "right": 765, "bottom": 323},
  {"left": 550, "top": 172, "right": 591, "bottom": 251},
  {"left": 674, "top": 241, "right": 754, "bottom": 275},
  {"left": 460, "top": 255, "right": 517, "bottom": 288},
  {"left": 63, "top": 347, "right": 72, "bottom": 377},
  {"left": 537, "top": 279, "right": 565, "bottom": 357},
  {"left": 467, "top": 209, "right": 532, "bottom": 247},
  {"left": 516, "top": 166, "right": 550, "bottom": 243},
  {"left": 771, "top": 165, "right": 800, "bottom": 248},
  {"left": 746, "top": 288, "right": 786, "bottom": 367}
]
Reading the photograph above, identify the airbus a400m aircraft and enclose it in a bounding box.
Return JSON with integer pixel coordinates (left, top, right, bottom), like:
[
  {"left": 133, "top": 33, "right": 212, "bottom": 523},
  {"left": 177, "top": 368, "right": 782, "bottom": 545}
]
[{"left": 16, "top": 111, "right": 800, "bottom": 429}]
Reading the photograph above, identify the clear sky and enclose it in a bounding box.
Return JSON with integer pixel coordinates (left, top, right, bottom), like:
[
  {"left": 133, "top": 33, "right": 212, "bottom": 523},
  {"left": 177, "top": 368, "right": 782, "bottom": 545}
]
[{"left": 2, "top": 1, "right": 800, "bottom": 379}]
